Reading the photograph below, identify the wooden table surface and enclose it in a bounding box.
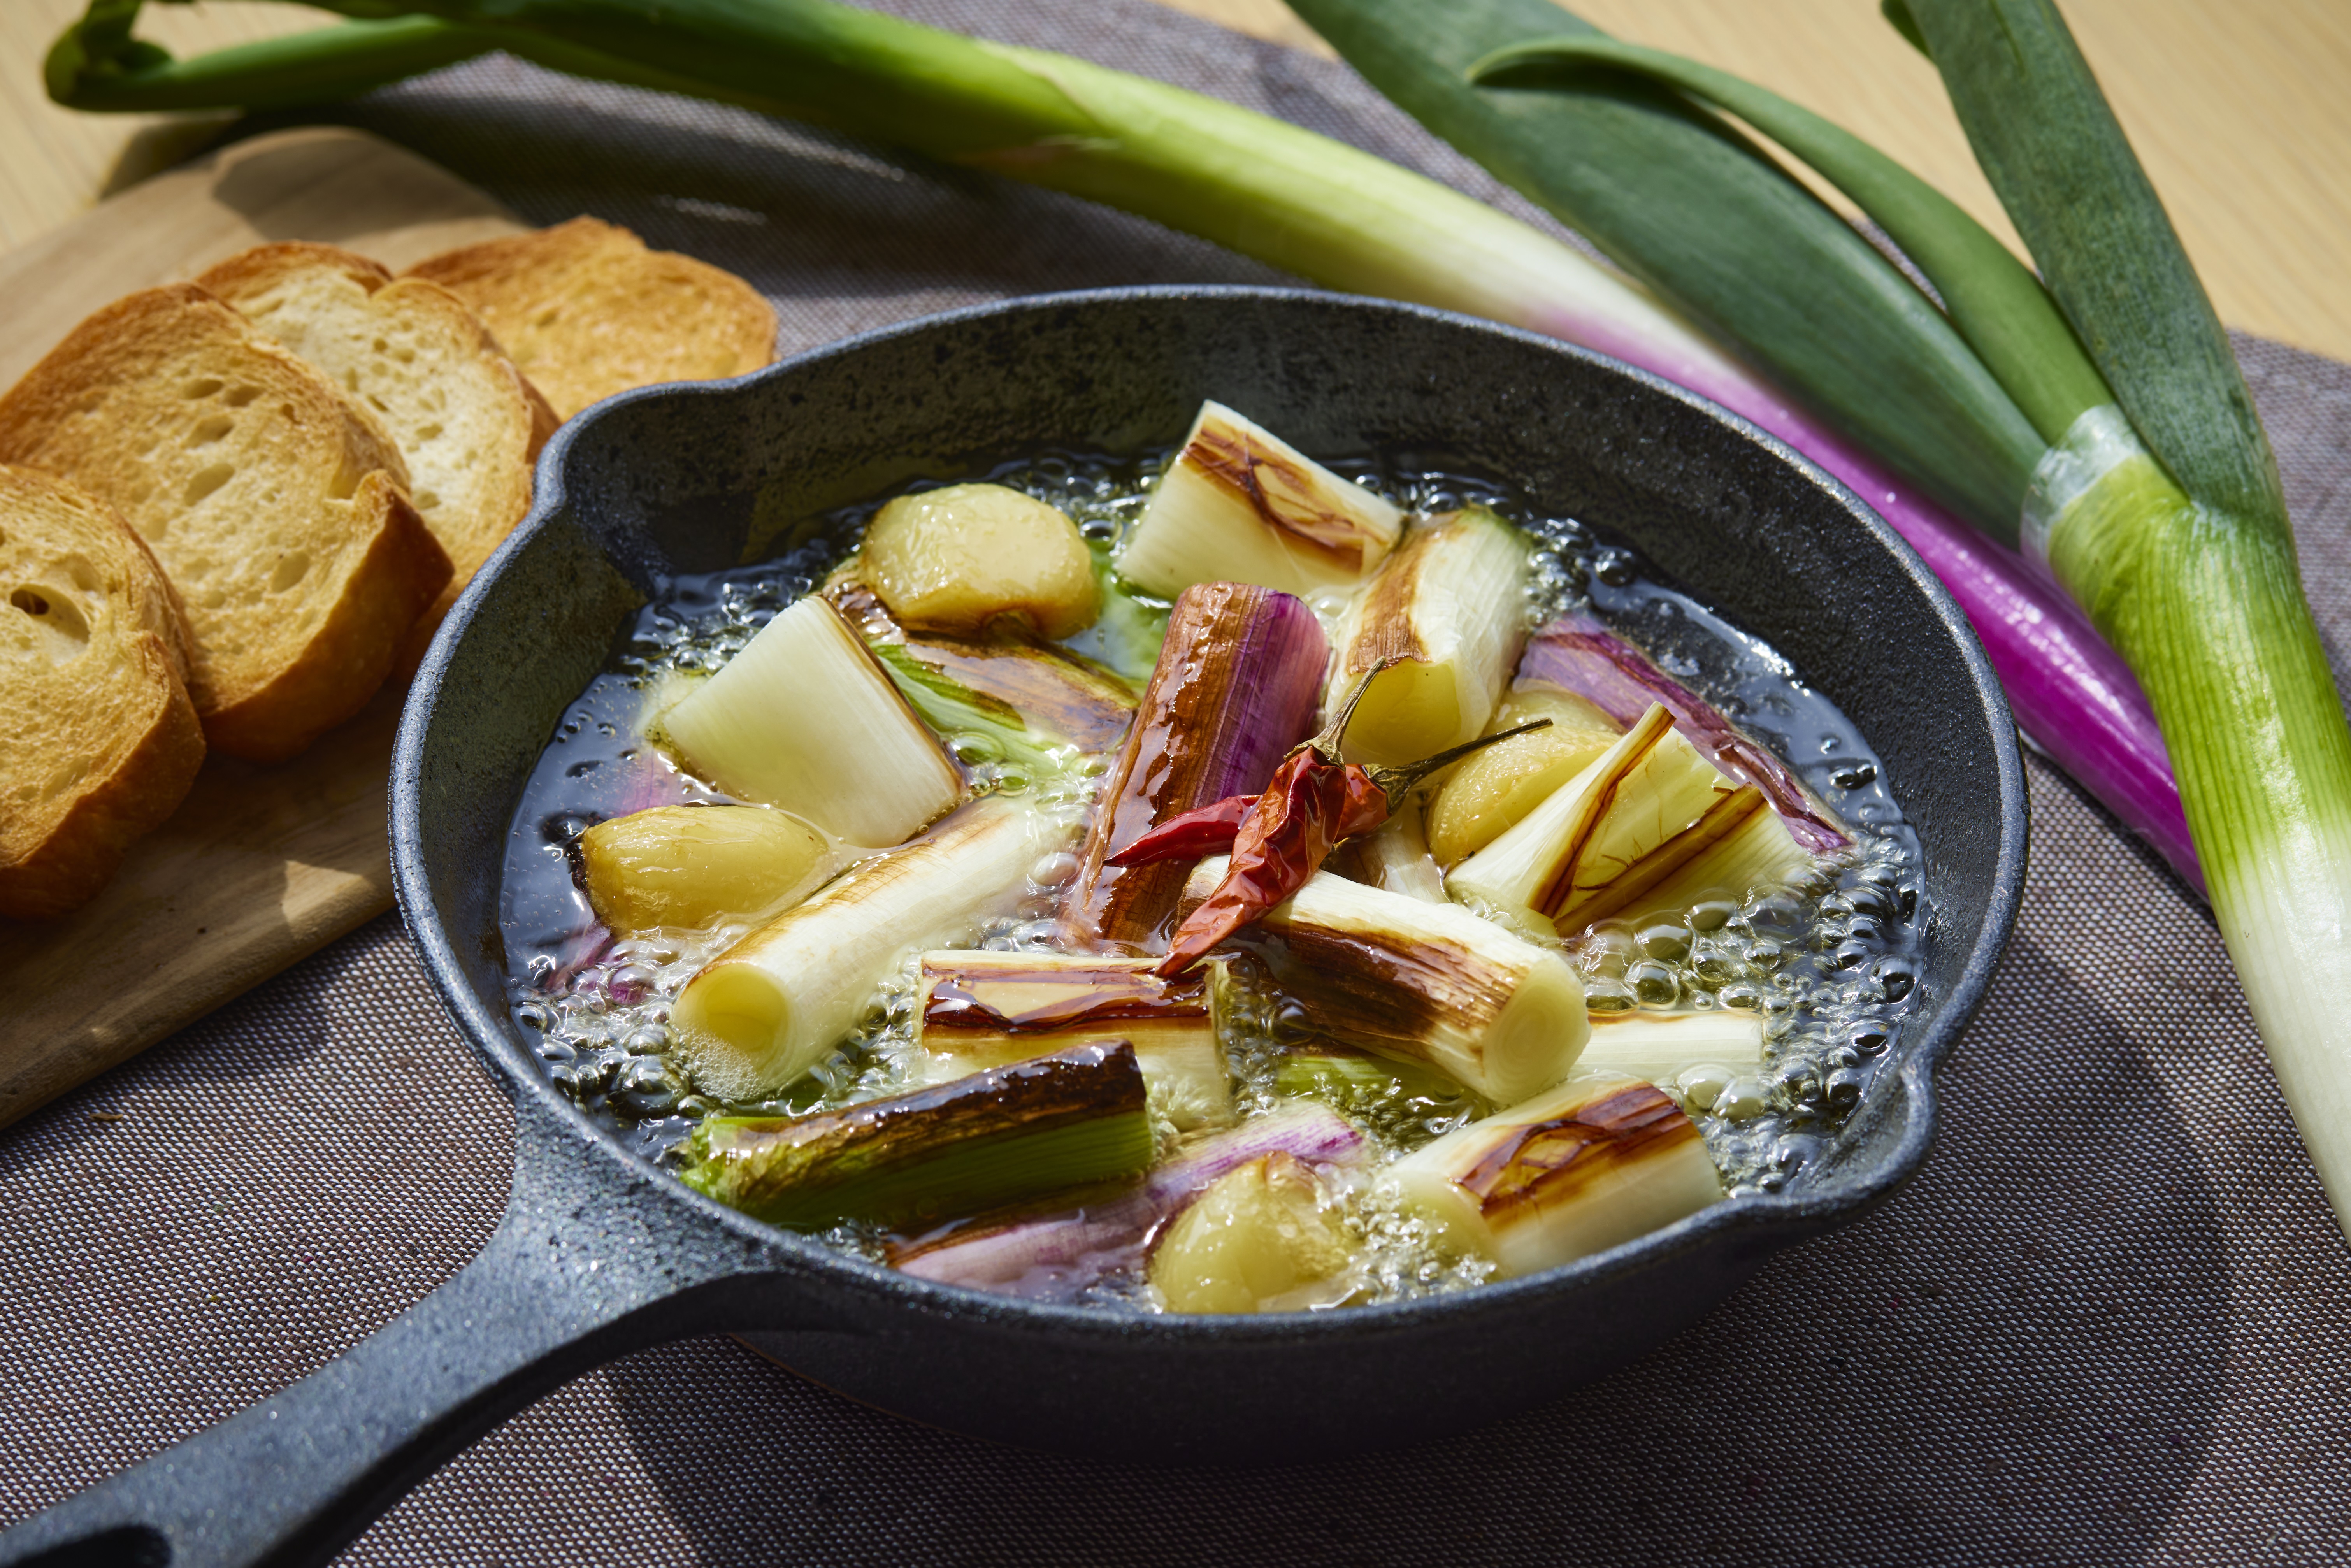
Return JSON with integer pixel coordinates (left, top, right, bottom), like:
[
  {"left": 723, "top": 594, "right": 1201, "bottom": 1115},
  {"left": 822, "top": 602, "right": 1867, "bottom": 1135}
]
[{"left": 5, "top": 0, "right": 2347, "bottom": 361}]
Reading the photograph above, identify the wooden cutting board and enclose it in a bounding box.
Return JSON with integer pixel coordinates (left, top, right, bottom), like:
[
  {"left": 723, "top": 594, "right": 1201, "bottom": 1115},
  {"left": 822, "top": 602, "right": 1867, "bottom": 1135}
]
[{"left": 0, "top": 126, "right": 527, "bottom": 1129}]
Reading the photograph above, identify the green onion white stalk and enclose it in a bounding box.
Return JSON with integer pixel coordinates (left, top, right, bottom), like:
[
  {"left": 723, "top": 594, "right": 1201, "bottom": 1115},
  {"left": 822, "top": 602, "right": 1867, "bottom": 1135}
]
[
  {"left": 1450, "top": 702, "right": 1766, "bottom": 935},
  {"left": 1114, "top": 400, "right": 1404, "bottom": 603},
  {"left": 914, "top": 950, "right": 1232, "bottom": 1129},
  {"left": 672, "top": 794, "right": 1055, "bottom": 1100},
  {"left": 828, "top": 579, "right": 1138, "bottom": 755},
  {"left": 1180, "top": 857, "right": 1587, "bottom": 1104},
  {"left": 1389, "top": 1073, "right": 1723, "bottom": 1277},
  {"left": 1326, "top": 505, "right": 1530, "bottom": 767},
  {"left": 679, "top": 1039, "right": 1154, "bottom": 1229},
  {"left": 1351, "top": 795, "right": 1449, "bottom": 904},
  {"left": 1576, "top": 1010, "right": 1765, "bottom": 1114},
  {"left": 662, "top": 595, "right": 961, "bottom": 846}
]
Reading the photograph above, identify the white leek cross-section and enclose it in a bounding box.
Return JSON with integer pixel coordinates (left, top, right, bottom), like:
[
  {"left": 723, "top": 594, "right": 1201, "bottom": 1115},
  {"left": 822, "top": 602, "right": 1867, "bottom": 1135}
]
[
  {"left": 915, "top": 950, "right": 1233, "bottom": 1129},
  {"left": 661, "top": 595, "right": 963, "bottom": 847},
  {"left": 1448, "top": 702, "right": 1807, "bottom": 934},
  {"left": 671, "top": 796, "right": 1056, "bottom": 1101},
  {"left": 1326, "top": 506, "right": 1531, "bottom": 766},
  {"left": 1390, "top": 1074, "right": 1724, "bottom": 1278},
  {"left": 1182, "top": 859, "right": 1587, "bottom": 1106},
  {"left": 1574, "top": 1010, "right": 1766, "bottom": 1084},
  {"left": 1114, "top": 401, "right": 1405, "bottom": 601}
]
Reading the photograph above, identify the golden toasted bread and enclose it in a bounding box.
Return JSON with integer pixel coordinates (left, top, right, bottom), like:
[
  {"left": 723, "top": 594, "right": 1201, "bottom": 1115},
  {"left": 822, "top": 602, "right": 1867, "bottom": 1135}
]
[
  {"left": 1, "top": 464, "right": 205, "bottom": 919},
  {"left": 0, "top": 284, "right": 451, "bottom": 762},
  {"left": 406, "top": 217, "right": 776, "bottom": 418},
  {"left": 197, "top": 242, "right": 559, "bottom": 659}
]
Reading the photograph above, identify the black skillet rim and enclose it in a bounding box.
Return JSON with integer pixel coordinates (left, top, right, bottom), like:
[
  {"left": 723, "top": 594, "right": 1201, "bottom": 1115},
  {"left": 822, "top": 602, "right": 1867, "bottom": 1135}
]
[{"left": 391, "top": 284, "right": 2029, "bottom": 1343}]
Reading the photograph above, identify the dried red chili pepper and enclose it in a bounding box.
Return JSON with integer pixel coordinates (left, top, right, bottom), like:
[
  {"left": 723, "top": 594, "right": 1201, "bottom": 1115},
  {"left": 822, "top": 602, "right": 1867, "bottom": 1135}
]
[
  {"left": 1104, "top": 794, "right": 1257, "bottom": 868},
  {"left": 1146, "top": 663, "right": 1551, "bottom": 977}
]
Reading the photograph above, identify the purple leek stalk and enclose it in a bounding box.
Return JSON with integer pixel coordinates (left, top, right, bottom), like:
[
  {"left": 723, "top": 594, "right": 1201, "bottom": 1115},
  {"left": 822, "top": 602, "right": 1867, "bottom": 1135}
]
[{"left": 46, "top": 0, "right": 2186, "bottom": 885}]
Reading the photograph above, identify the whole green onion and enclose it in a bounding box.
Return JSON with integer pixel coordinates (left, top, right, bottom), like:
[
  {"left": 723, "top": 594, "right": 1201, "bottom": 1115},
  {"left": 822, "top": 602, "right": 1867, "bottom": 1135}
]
[
  {"left": 1900, "top": 0, "right": 2351, "bottom": 1237},
  {"left": 1303, "top": 0, "right": 2351, "bottom": 1236}
]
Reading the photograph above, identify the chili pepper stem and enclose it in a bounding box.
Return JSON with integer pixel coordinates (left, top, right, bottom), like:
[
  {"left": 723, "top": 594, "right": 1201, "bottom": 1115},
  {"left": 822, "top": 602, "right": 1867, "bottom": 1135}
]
[{"left": 1365, "top": 718, "right": 1554, "bottom": 808}]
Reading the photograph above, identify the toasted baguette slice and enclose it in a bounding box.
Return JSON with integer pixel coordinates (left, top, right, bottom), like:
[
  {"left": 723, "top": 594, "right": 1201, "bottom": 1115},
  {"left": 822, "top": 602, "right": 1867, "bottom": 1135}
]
[
  {"left": 197, "top": 242, "right": 560, "bottom": 657},
  {"left": 1, "top": 464, "right": 205, "bottom": 919},
  {"left": 0, "top": 285, "right": 450, "bottom": 762},
  {"left": 406, "top": 217, "right": 776, "bottom": 418}
]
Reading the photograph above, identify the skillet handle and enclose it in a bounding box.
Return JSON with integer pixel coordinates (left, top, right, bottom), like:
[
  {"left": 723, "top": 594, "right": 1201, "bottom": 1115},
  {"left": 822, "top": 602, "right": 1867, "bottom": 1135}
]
[{"left": 0, "top": 1108, "right": 825, "bottom": 1568}]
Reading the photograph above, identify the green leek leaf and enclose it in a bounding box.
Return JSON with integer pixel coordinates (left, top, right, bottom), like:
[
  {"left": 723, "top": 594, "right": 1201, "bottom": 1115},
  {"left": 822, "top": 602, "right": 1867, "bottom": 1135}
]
[
  {"left": 1899, "top": 0, "right": 2286, "bottom": 530},
  {"left": 1288, "top": 0, "right": 2045, "bottom": 539},
  {"left": 1467, "top": 35, "right": 2109, "bottom": 446}
]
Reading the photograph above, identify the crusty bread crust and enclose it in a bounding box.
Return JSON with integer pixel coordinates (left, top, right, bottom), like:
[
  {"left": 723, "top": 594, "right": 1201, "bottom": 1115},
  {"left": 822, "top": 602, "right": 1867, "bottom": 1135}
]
[
  {"left": 197, "top": 242, "right": 560, "bottom": 665},
  {"left": 0, "top": 284, "right": 450, "bottom": 762},
  {"left": 406, "top": 216, "right": 776, "bottom": 419},
  {"left": 1, "top": 464, "right": 205, "bottom": 919}
]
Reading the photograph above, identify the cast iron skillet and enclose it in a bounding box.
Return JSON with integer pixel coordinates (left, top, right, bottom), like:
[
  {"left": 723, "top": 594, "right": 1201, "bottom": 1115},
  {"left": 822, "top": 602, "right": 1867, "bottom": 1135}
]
[{"left": 2, "top": 289, "right": 2026, "bottom": 1568}]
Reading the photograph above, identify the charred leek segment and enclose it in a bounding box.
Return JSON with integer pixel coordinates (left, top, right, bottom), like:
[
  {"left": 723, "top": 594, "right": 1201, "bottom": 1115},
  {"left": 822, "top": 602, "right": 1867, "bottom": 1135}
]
[
  {"left": 662, "top": 597, "right": 961, "bottom": 847},
  {"left": 1390, "top": 1074, "right": 1724, "bottom": 1278},
  {"left": 672, "top": 796, "right": 1054, "bottom": 1101},
  {"left": 1424, "top": 683, "right": 1623, "bottom": 867},
  {"left": 1518, "top": 617, "right": 1847, "bottom": 853},
  {"left": 1449, "top": 704, "right": 1739, "bottom": 934},
  {"left": 1181, "top": 859, "right": 1587, "bottom": 1104},
  {"left": 856, "top": 483, "right": 1100, "bottom": 640},
  {"left": 1273, "top": 1046, "right": 1481, "bottom": 1112},
  {"left": 916, "top": 951, "right": 1231, "bottom": 1129},
  {"left": 869, "top": 644, "right": 1075, "bottom": 784},
  {"left": 1575, "top": 1011, "right": 1765, "bottom": 1113},
  {"left": 679, "top": 1040, "right": 1153, "bottom": 1229},
  {"left": 827, "top": 578, "right": 1138, "bottom": 755},
  {"left": 1600, "top": 792, "right": 1816, "bottom": 934},
  {"left": 1060, "top": 582, "right": 1327, "bottom": 951},
  {"left": 578, "top": 805, "right": 838, "bottom": 934},
  {"left": 1115, "top": 402, "right": 1405, "bottom": 602},
  {"left": 1354, "top": 795, "right": 1448, "bottom": 904},
  {"left": 1148, "top": 1152, "right": 1356, "bottom": 1313},
  {"left": 891, "top": 1101, "right": 1365, "bottom": 1295},
  {"left": 1327, "top": 506, "right": 1531, "bottom": 767}
]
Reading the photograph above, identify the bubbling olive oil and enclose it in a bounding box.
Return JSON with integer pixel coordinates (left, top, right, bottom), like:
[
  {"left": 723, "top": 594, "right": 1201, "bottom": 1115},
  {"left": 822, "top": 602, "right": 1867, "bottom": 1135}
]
[{"left": 497, "top": 448, "right": 1928, "bottom": 1298}]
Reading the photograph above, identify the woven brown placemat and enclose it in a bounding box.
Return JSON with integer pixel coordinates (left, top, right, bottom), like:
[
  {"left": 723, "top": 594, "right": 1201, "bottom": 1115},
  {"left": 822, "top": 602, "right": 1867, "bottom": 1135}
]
[{"left": 6, "top": 2, "right": 2349, "bottom": 1561}]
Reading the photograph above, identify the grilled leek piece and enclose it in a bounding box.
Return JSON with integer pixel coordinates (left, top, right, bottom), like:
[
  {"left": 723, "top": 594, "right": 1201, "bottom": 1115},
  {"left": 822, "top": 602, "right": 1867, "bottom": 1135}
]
[
  {"left": 1326, "top": 506, "right": 1531, "bottom": 766},
  {"left": 1603, "top": 792, "right": 1820, "bottom": 928},
  {"left": 1148, "top": 1152, "right": 1356, "bottom": 1313},
  {"left": 1114, "top": 401, "right": 1403, "bottom": 601},
  {"left": 1575, "top": 1010, "right": 1766, "bottom": 1110},
  {"left": 1390, "top": 1074, "right": 1724, "bottom": 1278},
  {"left": 679, "top": 1040, "right": 1152, "bottom": 1229},
  {"left": 916, "top": 951, "right": 1231, "bottom": 1129},
  {"left": 672, "top": 796, "right": 1056, "bottom": 1100},
  {"left": 662, "top": 595, "right": 961, "bottom": 846},
  {"left": 1354, "top": 794, "right": 1448, "bottom": 903},
  {"left": 1447, "top": 703, "right": 1743, "bottom": 935},
  {"left": 1059, "top": 581, "right": 1326, "bottom": 950},
  {"left": 1424, "top": 684, "right": 1623, "bottom": 867},
  {"left": 579, "top": 804, "right": 838, "bottom": 934},
  {"left": 1180, "top": 859, "right": 1587, "bottom": 1105}
]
